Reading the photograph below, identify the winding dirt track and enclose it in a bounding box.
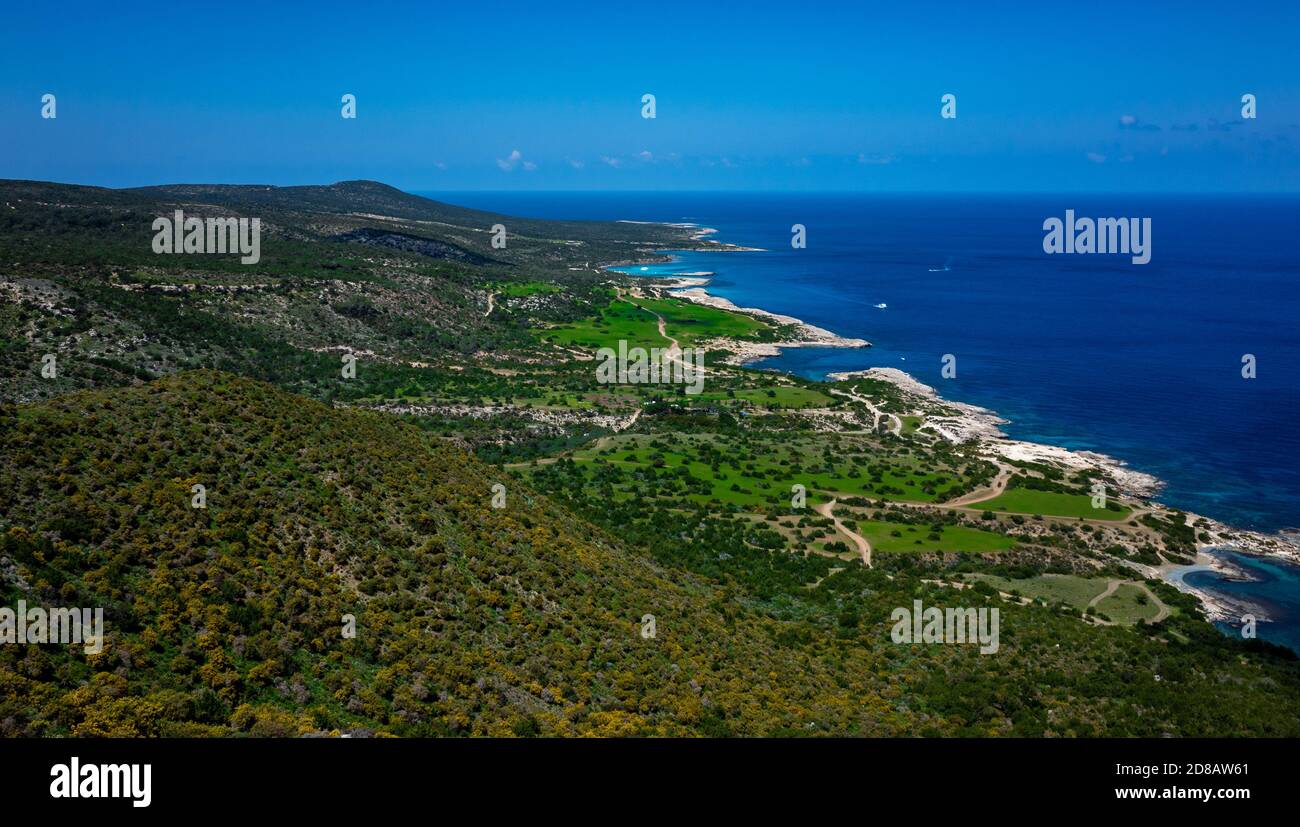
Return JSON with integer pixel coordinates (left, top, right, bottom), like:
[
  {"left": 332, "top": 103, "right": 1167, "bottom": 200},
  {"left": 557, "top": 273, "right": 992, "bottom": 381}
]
[
  {"left": 828, "top": 387, "right": 902, "bottom": 435},
  {"left": 1145, "top": 585, "right": 1172, "bottom": 622},
  {"left": 1089, "top": 578, "right": 1122, "bottom": 607},
  {"left": 814, "top": 497, "right": 872, "bottom": 568},
  {"left": 654, "top": 315, "right": 680, "bottom": 355},
  {"left": 1087, "top": 578, "right": 1171, "bottom": 623},
  {"left": 565, "top": 291, "right": 1172, "bottom": 599},
  {"left": 622, "top": 296, "right": 727, "bottom": 379},
  {"left": 945, "top": 464, "right": 1013, "bottom": 506}
]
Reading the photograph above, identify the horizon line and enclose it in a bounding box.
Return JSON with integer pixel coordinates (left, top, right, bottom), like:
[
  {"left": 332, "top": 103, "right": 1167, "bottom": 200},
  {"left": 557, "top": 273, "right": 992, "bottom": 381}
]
[{"left": 6, "top": 178, "right": 1300, "bottom": 198}]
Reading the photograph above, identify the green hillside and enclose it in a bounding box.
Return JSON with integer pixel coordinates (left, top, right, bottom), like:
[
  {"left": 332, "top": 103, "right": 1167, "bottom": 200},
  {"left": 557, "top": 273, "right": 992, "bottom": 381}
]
[
  {"left": 3, "top": 372, "right": 1299, "bottom": 737},
  {"left": 0, "top": 372, "right": 926, "bottom": 737}
]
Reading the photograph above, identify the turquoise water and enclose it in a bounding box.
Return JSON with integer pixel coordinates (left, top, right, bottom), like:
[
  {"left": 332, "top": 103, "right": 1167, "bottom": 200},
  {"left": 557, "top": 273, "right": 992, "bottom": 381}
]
[{"left": 1187, "top": 550, "right": 1300, "bottom": 654}]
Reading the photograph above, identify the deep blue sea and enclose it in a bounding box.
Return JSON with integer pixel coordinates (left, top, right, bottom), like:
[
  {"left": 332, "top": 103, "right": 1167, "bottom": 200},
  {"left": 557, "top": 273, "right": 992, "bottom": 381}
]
[{"left": 424, "top": 191, "right": 1300, "bottom": 650}]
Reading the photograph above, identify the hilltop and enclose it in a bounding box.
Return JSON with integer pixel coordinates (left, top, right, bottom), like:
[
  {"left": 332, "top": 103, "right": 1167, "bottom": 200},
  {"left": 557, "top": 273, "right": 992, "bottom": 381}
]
[{"left": 0, "top": 178, "right": 712, "bottom": 405}]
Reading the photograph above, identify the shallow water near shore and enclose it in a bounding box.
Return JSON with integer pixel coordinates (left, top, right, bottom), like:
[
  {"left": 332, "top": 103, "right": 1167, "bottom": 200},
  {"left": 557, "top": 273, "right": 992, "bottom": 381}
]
[{"left": 1185, "top": 549, "right": 1300, "bottom": 654}]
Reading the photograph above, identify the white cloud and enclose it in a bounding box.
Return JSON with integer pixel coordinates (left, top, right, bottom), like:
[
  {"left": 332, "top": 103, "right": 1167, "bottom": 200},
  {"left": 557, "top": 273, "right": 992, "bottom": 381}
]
[
  {"left": 600, "top": 155, "right": 623, "bottom": 168},
  {"left": 1086, "top": 151, "right": 1107, "bottom": 164},
  {"left": 497, "top": 149, "right": 524, "bottom": 172}
]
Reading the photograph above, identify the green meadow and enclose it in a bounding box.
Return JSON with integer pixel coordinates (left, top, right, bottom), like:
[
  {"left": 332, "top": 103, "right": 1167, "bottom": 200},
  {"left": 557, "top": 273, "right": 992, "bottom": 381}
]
[
  {"left": 899, "top": 415, "right": 924, "bottom": 434},
  {"left": 857, "top": 520, "right": 1016, "bottom": 553},
  {"left": 963, "top": 573, "right": 1110, "bottom": 606},
  {"left": 959, "top": 574, "right": 1163, "bottom": 625},
  {"left": 564, "top": 433, "right": 974, "bottom": 507},
  {"left": 540, "top": 295, "right": 772, "bottom": 351},
  {"left": 978, "top": 488, "right": 1131, "bottom": 520},
  {"left": 693, "top": 386, "right": 834, "bottom": 409},
  {"left": 636, "top": 296, "right": 772, "bottom": 344},
  {"left": 491, "top": 280, "right": 563, "bottom": 297},
  {"left": 541, "top": 298, "right": 664, "bottom": 350},
  {"left": 1095, "top": 583, "right": 1164, "bottom": 624}
]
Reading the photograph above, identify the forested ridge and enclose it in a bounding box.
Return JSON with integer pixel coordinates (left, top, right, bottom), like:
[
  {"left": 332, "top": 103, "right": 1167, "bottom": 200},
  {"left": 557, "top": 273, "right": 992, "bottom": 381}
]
[
  {"left": 0, "top": 373, "right": 921, "bottom": 736},
  {"left": 2, "top": 373, "right": 1299, "bottom": 737}
]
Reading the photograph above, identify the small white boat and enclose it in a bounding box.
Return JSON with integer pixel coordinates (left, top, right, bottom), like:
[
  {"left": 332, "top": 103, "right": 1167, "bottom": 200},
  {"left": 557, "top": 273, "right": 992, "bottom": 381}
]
[{"left": 874, "top": 303, "right": 887, "bottom": 309}]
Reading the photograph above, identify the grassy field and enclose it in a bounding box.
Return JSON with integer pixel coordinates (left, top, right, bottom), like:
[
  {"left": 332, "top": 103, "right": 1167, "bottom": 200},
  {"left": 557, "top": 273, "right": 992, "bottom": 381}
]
[
  {"left": 567, "top": 434, "right": 974, "bottom": 507},
  {"left": 1095, "top": 583, "right": 1163, "bottom": 624},
  {"left": 695, "top": 386, "right": 834, "bottom": 409},
  {"left": 636, "top": 296, "right": 772, "bottom": 344},
  {"left": 492, "top": 280, "right": 563, "bottom": 297},
  {"left": 977, "top": 487, "right": 1131, "bottom": 520},
  {"left": 509, "top": 391, "right": 640, "bottom": 410},
  {"left": 540, "top": 296, "right": 772, "bottom": 351},
  {"left": 541, "top": 298, "right": 665, "bottom": 350},
  {"left": 591, "top": 447, "right": 804, "bottom": 507},
  {"left": 856, "top": 520, "right": 1016, "bottom": 553},
  {"left": 963, "top": 573, "right": 1111, "bottom": 607},
  {"left": 963, "top": 574, "right": 1165, "bottom": 625}
]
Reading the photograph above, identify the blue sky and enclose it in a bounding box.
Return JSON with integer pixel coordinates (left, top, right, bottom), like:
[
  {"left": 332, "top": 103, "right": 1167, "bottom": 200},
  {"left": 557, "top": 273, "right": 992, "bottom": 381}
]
[{"left": 2, "top": 0, "right": 1297, "bottom": 191}]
